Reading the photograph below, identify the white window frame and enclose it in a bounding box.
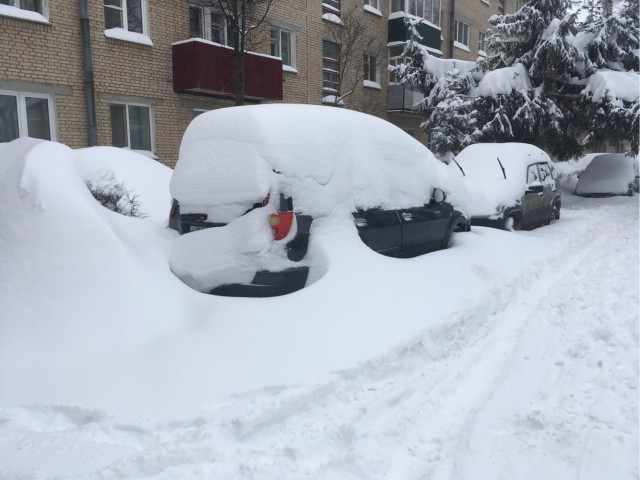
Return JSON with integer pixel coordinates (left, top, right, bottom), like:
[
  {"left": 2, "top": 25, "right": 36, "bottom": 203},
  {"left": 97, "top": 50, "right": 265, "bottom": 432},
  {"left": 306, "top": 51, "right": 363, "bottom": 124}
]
[
  {"left": 103, "top": 0, "right": 149, "bottom": 36},
  {"left": 363, "top": 53, "right": 378, "bottom": 83},
  {"left": 454, "top": 18, "right": 470, "bottom": 48},
  {"left": 478, "top": 30, "right": 486, "bottom": 54},
  {"left": 109, "top": 102, "right": 155, "bottom": 153},
  {"left": 389, "top": 0, "right": 441, "bottom": 26},
  {"left": 322, "top": 40, "right": 340, "bottom": 93},
  {"left": 364, "top": 0, "right": 380, "bottom": 9},
  {"left": 189, "top": 2, "right": 233, "bottom": 46},
  {"left": 388, "top": 45, "right": 405, "bottom": 84},
  {"left": 0, "top": 0, "right": 47, "bottom": 16},
  {"left": 271, "top": 26, "right": 296, "bottom": 68},
  {"left": 0, "top": 89, "right": 56, "bottom": 142}
]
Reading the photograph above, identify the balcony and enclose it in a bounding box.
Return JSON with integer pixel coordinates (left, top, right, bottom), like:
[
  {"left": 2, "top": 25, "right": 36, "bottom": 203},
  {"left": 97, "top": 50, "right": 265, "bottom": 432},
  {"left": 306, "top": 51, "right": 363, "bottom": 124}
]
[
  {"left": 172, "top": 39, "right": 283, "bottom": 101},
  {"left": 387, "top": 84, "right": 424, "bottom": 112}
]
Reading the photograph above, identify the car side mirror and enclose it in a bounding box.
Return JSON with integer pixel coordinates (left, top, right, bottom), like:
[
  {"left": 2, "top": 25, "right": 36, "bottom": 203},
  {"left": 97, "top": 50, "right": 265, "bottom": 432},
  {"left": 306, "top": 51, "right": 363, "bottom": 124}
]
[
  {"left": 432, "top": 188, "right": 447, "bottom": 203},
  {"left": 527, "top": 181, "right": 544, "bottom": 193}
]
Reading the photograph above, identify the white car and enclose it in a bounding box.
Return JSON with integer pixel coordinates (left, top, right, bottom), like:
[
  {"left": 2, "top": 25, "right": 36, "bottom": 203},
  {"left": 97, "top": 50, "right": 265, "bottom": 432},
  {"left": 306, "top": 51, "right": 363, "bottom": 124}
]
[
  {"left": 168, "top": 104, "right": 470, "bottom": 297},
  {"left": 451, "top": 143, "right": 561, "bottom": 231},
  {"left": 575, "top": 153, "right": 640, "bottom": 197}
]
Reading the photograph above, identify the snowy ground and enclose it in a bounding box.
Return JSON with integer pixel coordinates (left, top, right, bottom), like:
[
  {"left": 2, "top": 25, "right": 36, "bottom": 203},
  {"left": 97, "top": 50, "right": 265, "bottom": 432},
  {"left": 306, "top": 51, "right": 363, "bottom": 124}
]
[{"left": 0, "top": 142, "right": 638, "bottom": 479}]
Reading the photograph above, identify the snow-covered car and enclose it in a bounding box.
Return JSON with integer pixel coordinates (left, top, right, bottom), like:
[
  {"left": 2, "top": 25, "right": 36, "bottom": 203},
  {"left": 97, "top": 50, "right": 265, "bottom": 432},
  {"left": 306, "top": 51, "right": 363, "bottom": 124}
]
[
  {"left": 451, "top": 143, "right": 561, "bottom": 231},
  {"left": 574, "top": 153, "right": 639, "bottom": 197},
  {"left": 168, "top": 104, "right": 470, "bottom": 297}
]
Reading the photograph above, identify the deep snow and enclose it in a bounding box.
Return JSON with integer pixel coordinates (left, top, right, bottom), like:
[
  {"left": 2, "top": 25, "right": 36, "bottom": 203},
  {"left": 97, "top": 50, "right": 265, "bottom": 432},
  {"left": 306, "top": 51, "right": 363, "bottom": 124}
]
[{"left": 0, "top": 139, "right": 637, "bottom": 479}]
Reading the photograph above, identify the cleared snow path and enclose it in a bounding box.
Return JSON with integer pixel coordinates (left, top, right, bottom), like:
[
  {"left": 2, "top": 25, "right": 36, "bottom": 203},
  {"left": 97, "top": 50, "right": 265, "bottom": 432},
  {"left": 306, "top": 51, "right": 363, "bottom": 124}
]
[{"left": 1, "top": 198, "right": 638, "bottom": 480}]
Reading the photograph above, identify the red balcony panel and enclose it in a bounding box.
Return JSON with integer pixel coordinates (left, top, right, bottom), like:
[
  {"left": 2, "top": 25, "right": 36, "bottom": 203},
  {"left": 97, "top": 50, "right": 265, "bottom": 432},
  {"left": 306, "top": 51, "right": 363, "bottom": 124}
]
[{"left": 172, "top": 39, "right": 283, "bottom": 101}]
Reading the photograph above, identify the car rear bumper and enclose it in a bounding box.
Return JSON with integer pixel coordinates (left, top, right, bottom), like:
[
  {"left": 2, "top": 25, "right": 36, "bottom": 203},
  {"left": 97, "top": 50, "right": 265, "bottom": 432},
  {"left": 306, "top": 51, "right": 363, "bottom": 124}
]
[{"left": 210, "top": 266, "right": 309, "bottom": 297}]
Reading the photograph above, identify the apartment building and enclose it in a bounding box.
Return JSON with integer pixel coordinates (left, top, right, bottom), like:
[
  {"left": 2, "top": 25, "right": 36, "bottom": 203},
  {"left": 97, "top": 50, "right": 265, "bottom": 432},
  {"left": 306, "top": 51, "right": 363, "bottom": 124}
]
[{"left": 0, "top": 0, "right": 512, "bottom": 167}]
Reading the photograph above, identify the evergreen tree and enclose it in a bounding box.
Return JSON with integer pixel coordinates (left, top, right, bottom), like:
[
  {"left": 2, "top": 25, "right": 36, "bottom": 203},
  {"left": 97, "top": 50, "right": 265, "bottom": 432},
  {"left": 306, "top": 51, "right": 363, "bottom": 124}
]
[{"left": 579, "top": 0, "right": 639, "bottom": 74}]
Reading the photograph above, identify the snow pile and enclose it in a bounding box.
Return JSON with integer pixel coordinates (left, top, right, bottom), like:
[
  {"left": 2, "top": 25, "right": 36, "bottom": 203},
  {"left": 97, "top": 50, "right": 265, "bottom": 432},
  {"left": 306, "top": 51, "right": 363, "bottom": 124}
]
[
  {"left": 172, "top": 104, "right": 466, "bottom": 222},
  {"left": 581, "top": 70, "right": 640, "bottom": 104},
  {"left": 452, "top": 142, "right": 551, "bottom": 216},
  {"left": 575, "top": 153, "right": 639, "bottom": 195},
  {"left": 0, "top": 138, "right": 637, "bottom": 479},
  {"left": 75, "top": 146, "right": 173, "bottom": 224},
  {"left": 475, "top": 63, "right": 531, "bottom": 96}
]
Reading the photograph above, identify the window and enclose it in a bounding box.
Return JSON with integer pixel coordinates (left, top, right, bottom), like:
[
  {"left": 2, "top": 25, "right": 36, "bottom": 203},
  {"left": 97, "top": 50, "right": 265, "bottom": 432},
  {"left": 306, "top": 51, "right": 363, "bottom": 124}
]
[
  {"left": 364, "top": 0, "right": 380, "bottom": 8},
  {"left": 189, "top": 2, "right": 233, "bottom": 46},
  {"left": 104, "top": 0, "right": 147, "bottom": 34},
  {"left": 390, "top": 0, "right": 440, "bottom": 26},
  {"left": 323, "top": 0, "right": 340, "bottom": 13},
  {"left": 364, "top": 54, "right": 378, "bottom": 82},
  {"left": 478, "top": 31, "right": 486, "bottom": 53},
  {"left": 388, "top": 45, "right": 406, "bottom": 83},
  {"left": 322, "top": 40, "right": 340, "bottom": 93},
  {"left": 0, "top": 91, "right": 55, "bottom": 142},
  {"left": 271, "top": 26, "right": 295, "bottom": 68},
  {"left": 0, "top": 0, "right": 45, "bottom": 14},
  {"left": 454, "top": 19, "right": 469, "bottom": 47},
  {"left": 110, "top": 103, "right": 153, "bottom": 151},
  {"left": 526, "top": 164, "right": 540, "bottom": 184},
  {"left": 537, "top": 163, "right": 553, "bottom": 185},
  {"left": 515, "top": 0, "right": 523, "bottom": 10}
]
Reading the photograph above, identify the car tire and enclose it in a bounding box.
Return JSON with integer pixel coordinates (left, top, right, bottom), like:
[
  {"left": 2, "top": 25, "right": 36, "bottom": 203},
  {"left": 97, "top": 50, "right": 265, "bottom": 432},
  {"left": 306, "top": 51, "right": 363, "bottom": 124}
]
[
  {"left": 505, "top": 214, "right": 521, "bottom": 232},
  {"left": 553, "top": 202, "right": 561, "bottom": 220}
]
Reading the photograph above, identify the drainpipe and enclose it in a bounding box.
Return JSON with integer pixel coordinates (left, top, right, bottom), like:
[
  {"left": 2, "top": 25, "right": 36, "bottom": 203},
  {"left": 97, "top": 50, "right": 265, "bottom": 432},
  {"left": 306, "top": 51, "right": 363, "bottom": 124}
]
[
  {"left": 80, "top": 0, "right": 98, "bottom": 146},
  {"left": 448, "top": 0, "right": 456, "bottom": 58}
]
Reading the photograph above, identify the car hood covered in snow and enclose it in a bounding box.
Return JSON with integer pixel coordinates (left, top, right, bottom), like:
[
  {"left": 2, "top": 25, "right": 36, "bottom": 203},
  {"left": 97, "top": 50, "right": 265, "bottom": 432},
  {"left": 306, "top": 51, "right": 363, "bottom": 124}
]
[
  {"left": 452, "top": 143, "right": 551, "bottom": 217},
  {"left": 170, "top": 104, "right": 468, "bottom": 223}
]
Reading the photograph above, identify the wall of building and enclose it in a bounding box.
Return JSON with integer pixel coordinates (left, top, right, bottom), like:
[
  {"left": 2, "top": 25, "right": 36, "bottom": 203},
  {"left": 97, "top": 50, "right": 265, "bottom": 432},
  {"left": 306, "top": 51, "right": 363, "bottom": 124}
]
[{"left": 0, "top": 5, "right": 87, "bottom": 148}]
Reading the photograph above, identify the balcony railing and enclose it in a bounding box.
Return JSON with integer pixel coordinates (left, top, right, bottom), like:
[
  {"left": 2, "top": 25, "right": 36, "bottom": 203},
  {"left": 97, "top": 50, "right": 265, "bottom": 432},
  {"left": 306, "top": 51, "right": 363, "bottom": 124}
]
[
  {"left": 172, "top": 39, "right": 283, "bottom": 101},
  {"left": 387, "top": 84, "right": 424, "bottom": 112}
]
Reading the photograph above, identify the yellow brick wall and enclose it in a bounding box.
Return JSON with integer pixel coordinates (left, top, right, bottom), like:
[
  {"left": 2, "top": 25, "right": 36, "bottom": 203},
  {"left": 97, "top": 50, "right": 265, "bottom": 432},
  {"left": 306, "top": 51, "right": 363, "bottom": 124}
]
[{"left": 0, "top": 6, "right": 87, "bottom": 148}]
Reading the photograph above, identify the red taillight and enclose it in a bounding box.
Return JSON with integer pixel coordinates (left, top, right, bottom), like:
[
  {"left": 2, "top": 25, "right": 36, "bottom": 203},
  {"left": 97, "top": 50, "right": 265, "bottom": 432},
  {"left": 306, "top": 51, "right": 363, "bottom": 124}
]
[{"left": 269, "top": 212, "right": 293, "bottom": 240}]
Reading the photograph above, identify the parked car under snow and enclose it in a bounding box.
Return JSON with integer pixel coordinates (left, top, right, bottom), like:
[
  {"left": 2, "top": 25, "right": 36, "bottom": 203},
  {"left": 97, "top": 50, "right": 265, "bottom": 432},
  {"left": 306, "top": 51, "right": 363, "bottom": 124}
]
[
  {"left": 451, "top": 143, "right": 561, "bottom": 231},
  {"left": 574, "top": 153, "right": 639, "bottom": 197},
  {"left": 168, "top": 104, "right": 470, "bottom": 297}
]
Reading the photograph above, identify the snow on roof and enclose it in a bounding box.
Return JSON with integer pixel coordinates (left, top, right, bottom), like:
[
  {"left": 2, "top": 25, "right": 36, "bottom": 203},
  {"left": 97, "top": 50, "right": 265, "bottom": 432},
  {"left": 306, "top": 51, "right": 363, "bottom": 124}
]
[
  {"left": 171, "top": 104, "right": 462, "bottom": 223},
  {"left": 453, "top": 143, "right": 551, "bottom": 216},
  {"left": 581, "top": 71, "right": 640, "bottom": 103},
  {"left": 474, "top": 63, "right": 532, "bottom": 97}
]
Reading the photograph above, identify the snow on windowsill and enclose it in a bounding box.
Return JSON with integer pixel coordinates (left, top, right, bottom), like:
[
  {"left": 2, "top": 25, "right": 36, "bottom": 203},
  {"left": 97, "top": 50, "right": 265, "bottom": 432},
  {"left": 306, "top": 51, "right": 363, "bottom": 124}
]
[
  {"left": 454, "top": 41, "right": 470, "bottom": 52},
  {"left": 426, "top": 46, "right": 443, "bottom": 55},
  {"left": 363, "top": 80, "right": 382, "bottom": 90},
  {"left": 364, "top": 5, "right": 382, "bottom": 17},
  {"left": 0, "top": 5, "right": 49, "bottom": 24},
  {"left": 478, "top": 49, "right": 487, "bottom": 58},
  {"left": 481, "top": 0, "right": 491, "bottom": 5},
  {"left": 322, "top": 95, "right": 344, "bottom": 105},
  {"left": 283, "top": 65, "right": 298, "bottom": 73},
  {"left": 322, "top": 12, "right": 343, "bottom": 24},
  {"left": 104, "top": 28, "right": 153, "bottom": 46}
]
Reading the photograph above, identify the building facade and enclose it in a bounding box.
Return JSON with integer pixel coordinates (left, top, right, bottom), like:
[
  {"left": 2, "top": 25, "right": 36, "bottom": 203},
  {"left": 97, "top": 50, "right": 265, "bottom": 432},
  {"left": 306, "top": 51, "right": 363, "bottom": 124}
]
[{"left": 0, "top": 0, "right": 512, "bottom": 167}]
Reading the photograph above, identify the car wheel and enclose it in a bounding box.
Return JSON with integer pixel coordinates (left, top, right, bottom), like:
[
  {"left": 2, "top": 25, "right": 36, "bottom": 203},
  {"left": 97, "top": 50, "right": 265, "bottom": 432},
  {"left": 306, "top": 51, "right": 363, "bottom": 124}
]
[
  {"left": 505, "top": 214, "right": 521, "bottom": 232},
  {"left": 553, "top": 203, "right": 561, "bottom": 220}
]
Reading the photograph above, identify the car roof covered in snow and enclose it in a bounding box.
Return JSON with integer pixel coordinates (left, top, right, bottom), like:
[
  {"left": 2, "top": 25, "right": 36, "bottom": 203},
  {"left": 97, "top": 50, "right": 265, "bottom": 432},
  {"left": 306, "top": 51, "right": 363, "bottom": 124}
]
[
  {"left": 170, "top": 104, "right": 464, "bottom": 223},
  {"left": 451, "top": 143, "right": 552, "bottom": 216},
  {"left": 575, "top": 153, "right": 639, "bottom": 195}
]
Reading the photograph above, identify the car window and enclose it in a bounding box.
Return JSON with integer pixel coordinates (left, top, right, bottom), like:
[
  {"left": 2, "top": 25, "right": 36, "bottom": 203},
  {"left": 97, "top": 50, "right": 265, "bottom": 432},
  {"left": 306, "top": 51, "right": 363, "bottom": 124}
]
[
  {"left": 526, "top": 164, "right": 540, "bottom": 184},
  {"left": 537, "top": 162, "right": 553, "bottom": 185}
]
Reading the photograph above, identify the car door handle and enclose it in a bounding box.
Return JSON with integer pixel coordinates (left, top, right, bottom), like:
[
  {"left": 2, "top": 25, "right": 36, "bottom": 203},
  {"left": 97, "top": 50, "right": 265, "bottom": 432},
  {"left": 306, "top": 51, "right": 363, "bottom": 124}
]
[
  {"left": 402, "top": 212, "right": 413, "bottom": 221},
  {"left": 537, "top": 192, "right": 544, "bottom": 196}
]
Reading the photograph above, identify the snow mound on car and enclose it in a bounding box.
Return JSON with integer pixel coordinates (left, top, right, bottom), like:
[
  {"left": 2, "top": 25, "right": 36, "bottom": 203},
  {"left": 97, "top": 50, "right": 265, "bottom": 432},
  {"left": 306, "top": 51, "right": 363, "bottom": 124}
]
[
  {"left": 575, "top": 153, "right": 639, "bottom": 196},
  {"left": 171, "top": 104, "right": 462, "bottom": 223},
  {"left": 452, "top": 143, "right": 551, "bottom": 217}
]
